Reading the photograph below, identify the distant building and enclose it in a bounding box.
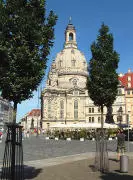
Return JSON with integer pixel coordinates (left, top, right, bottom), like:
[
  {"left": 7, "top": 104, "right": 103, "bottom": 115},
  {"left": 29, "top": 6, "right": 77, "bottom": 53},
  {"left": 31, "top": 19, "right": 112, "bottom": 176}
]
[
  {"left": 0, "top": 96, "right": 13, "bottom": 130},
  {"left": 41, "top": 21, "right": 127, "bottom": 130},
  {"left": 119, "top": 68, "right": 133, "bottom": 126},
  {"left": 20, "top": 109, "right": 41, "bottom": 130}
]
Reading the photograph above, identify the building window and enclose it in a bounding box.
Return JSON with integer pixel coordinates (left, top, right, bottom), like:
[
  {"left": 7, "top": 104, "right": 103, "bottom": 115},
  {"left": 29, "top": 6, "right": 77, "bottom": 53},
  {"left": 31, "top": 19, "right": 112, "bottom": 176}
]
[
  {"left": 69, "top": 33, "right": 73, "bottom": 41},
  {"left": 127, "top": 76, "right": 131, "bottom": 81},
  {"left": 58, "top": 60, "right": 62, "bottom": 67},
  {"left": 89, "top": 117, "right": 94, "bottom": 123},
  {"left": 98, "top": 117, "right": 100, "bottom": 123},
  {"left": 49, "top": 80, "right": 51, "bottom": 85},
  {"left": 92, "top": 117, "right": 94, "bottom": 123},
  {"left": 127, "top": 90, "right": 130, "bottom": 95},
  {"left": 117, "top": 116, "right": 119, "bottom": 122},
  {"left": 74, "top": 100, "right": 78, "bottom": 119},
  {"left": 89, "top": 108, "right": 91, "bottom": 113},
  {"left": 98, "top": 107, "right": 101, "bottom": 113},
  {"left": 71, "top": 60, "right": 76, "bottom": 67},
  {"left": 89, "top": 108, "right": 94, "bottom": 113},
  {"left": 60, "top": 100, "right": 64, "bottom": 119},
  {"left": 128, "top": 82, "right": 131, "bottom": 88}
]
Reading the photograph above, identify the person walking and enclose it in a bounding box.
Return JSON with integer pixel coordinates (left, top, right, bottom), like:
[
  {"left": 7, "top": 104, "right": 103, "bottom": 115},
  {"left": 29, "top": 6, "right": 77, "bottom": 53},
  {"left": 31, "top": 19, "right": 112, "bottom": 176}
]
[
  {"left": 117, "top": 129, "right": 126, "bottom": 161},
  {"left": 0, "top": 131, "right": 3, "bottom": 143}
]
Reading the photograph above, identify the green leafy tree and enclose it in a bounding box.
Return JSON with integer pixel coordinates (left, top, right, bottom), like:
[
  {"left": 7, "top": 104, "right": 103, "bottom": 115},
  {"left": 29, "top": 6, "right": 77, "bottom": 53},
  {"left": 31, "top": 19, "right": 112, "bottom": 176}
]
[
  {"left": 0, "top": 0, "right": 57, "bottom": 123},
  {"left": 87, "top": 23, "right": 119, "bottom": 129}
]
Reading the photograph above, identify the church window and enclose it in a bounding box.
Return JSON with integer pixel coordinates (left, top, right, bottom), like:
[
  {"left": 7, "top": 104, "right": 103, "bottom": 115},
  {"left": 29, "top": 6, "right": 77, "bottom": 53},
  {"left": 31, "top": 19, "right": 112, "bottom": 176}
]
[
  {"left": 71, "top": 59, "right": 76, "bottom": 67},
  {"left": 89, "top": 108, "right": 91, "bottom": 113},
  {"left": 92, "top": 108, "right": 94, "bottom": 113},
  {"left": 49, "top": 80, "right": 51, "bottom": 86},
  {"left": 98, "top": 117, "right": 101, "bottom": 123},
  {"left": 69, "top": 33, "right": 73, "bottom": 41},
  {"left": 74, "top": 100, "right": 78, "bottom": 119},
  {"left": 58, "top": 60, "right": 62, "bottom": 67},
  {"left": 60, "top": 100, "right": 64, "bottom": 119}
]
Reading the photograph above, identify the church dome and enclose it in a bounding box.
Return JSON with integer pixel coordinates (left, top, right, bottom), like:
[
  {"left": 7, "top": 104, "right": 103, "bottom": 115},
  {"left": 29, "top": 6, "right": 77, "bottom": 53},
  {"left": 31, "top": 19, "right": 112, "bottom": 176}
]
[
  {"left": 54, "top": 21, "right": 88, "bottom": 77},
  {"left": 55, "top": 48, "right": 88, "bottom": 76}
]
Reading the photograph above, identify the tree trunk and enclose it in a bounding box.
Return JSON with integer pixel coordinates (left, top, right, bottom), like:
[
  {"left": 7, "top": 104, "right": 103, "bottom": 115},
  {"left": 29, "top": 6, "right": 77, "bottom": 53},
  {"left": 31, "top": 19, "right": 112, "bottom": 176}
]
[
  {"left": 100, "top": 105, "right": 104, "bottom": 172},
  {"left": 11, "top": 101, "right": 17, "bottom": 179},
  {"left": 13, "top": 101, "right": 17, "bottom": 124},
  {"left": 101, "top": 105, "right": 104, "bottom": 130}
]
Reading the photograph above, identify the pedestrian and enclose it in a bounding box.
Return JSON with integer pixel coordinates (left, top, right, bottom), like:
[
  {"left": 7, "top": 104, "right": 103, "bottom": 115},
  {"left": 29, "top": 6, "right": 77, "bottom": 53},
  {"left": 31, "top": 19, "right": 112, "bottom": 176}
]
[
  {"left": 116, "top": 129, "right": 126, "bottom": 161},
  {"left": 27, "top": 130, "right": 30, "bottom": 138},
  {"left": 0, "top": 131, "right": 3, "bottom": 143},
  {"left": 42, "top": 129, "right": 45, "bottom": 135}
]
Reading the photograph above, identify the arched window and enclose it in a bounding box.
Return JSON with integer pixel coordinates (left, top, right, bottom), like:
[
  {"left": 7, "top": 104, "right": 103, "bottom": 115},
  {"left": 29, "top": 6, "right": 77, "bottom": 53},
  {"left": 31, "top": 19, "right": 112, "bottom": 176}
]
[
  {"left": 98, "top": 117, "right": 100, "bottom": 123},
  {"left": 49, "top": 80, "right": 51, "bottom": 85},
  {"left": 74, "top": 100, "right": 78, "bottom": 119},
  {"left": 60, "top": 100, "right": 64, "bottom": 119},
  {"left": 69, "top": 33, "right": 73, "bottom": 41},
  {"left": 89, "top": 117, "right": 91, "bottom": 123}
]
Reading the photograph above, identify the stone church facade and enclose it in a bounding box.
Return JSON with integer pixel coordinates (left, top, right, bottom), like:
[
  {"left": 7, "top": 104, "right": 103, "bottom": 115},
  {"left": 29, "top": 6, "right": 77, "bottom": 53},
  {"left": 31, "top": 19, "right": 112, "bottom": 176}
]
[{"left": 41, "top": 22, "right": 127, "bottom": 130}]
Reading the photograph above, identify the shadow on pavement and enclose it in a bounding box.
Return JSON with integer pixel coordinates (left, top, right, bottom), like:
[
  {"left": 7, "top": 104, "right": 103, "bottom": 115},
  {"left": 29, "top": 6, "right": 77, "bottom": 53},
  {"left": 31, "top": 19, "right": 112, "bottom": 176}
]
[
  {"left": 109, "top": 158, "right": 119, "bottom": 162},
  {"left": 100, "top": 172, "right": 133, "bottom": 180},
  {"left": 89, "top": 164, "right": 98, "bottom": 172},
  {"left": 0, "top": 165, "right": 42, "bottom": 179},
  {"left": 24, "top": 165, "right": 42, "bottom": 179}
]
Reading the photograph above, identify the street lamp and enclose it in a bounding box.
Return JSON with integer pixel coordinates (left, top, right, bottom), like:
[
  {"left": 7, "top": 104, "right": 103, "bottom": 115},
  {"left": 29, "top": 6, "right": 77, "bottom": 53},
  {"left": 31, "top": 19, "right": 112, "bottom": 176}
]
[
  {"left": 117, "top": 107, "right": 123, "bottom": 128},
  {"left": 127, "top": 110, "right": 131, "bottom": 152}
]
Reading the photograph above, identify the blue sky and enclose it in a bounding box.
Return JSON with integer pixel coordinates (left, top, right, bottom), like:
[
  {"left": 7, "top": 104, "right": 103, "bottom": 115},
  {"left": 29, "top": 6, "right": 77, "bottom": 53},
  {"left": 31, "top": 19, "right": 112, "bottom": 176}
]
[{"left": 17, "top": 0, "right": 133, "bottom": 121}]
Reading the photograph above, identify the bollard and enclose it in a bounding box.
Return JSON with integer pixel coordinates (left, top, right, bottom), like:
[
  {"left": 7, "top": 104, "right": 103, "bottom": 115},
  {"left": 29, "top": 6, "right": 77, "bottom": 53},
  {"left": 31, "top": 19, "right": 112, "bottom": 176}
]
[{"left": 120, "top": 155, "right": 128, "bottom": 173}]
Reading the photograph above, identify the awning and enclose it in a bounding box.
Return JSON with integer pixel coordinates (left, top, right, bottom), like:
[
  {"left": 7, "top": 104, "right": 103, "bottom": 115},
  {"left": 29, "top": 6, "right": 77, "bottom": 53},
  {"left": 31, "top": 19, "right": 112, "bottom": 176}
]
[{"left": 50, "top": 123, "right": 118, "bottom": 129}]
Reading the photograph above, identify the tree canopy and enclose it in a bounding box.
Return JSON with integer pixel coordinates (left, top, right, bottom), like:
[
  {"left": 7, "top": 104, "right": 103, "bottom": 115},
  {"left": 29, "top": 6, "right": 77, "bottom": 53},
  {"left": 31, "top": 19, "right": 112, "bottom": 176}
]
[
  {"left": 0, "top": 0, "right": 57, "bottom": 121},
  {"left": 87, "top": 23, "right": 119, "bottom": 109}
]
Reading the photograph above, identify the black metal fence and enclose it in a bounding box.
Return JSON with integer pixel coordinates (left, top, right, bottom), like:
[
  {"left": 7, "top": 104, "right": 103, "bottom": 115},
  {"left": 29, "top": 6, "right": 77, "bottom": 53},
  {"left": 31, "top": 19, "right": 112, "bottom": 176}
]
[{"left": 1, "top": 123, "right": 24, "bottom": 180}]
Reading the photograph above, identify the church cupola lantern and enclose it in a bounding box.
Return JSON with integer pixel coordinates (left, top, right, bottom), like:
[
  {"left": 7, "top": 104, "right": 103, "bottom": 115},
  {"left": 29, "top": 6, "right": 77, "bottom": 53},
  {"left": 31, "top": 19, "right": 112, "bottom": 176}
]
[{"left": 64, "top": 17, "right": 77, "bottom": 49}]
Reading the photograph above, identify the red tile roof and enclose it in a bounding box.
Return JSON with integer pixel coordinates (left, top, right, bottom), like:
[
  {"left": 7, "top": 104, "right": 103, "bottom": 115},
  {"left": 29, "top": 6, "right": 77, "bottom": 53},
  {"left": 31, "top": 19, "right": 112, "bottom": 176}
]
[
  {"left": 118, "top": 70, "right": 133, "bottom": 89},
  {"left": 27, "top": 109, "right": 41, "bottom": 117}
]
